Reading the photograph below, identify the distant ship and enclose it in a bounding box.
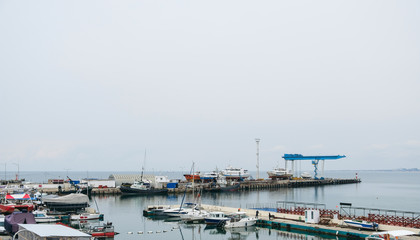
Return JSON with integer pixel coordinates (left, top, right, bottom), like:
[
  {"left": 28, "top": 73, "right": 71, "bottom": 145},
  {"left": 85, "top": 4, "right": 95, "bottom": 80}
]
[
  {"left": 183, "top": 172, "right": 201, "bottom": 182},
  {"left": 220, "top": 166, "right": 250, "bottom": 179},
  {"left": 267, "top": 168, "right": 292, "bottom": 179}
]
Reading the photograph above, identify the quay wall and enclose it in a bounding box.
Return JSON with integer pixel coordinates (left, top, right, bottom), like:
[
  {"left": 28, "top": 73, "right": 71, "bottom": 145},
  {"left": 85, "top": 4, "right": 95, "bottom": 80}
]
[
  {"left": 34, "top": 178, "right": 361, "bottom": 195},
  {"left": 197, "top": 204, "right": 420, "bottom": 238}
]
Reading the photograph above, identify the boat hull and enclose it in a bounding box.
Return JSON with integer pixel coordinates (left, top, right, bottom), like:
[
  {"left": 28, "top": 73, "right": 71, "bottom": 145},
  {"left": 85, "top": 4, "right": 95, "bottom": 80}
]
[
  {"left": 120, "top": 186, "right": 168, "bottom": 195},
  {"left": 344, "top": 220, "right": 378, "bottom": 230},
  {"left": 225, "top": 219, "right": 257, "bottom": 228},
  {"left": 204, "top": 218, "right": 230, "bottom": 226},
  {"left": 184, "top": 174, "right": 200, "bottom": 182}
]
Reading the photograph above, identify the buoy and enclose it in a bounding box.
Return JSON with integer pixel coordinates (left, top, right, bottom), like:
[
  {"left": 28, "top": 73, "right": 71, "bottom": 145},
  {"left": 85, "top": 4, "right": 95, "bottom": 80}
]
[
  {"left": 127, "top": 232, "right": 133, "bottom": 234},
  {"left": 137, "top": 231, "right": 143, "bottom": 234}
]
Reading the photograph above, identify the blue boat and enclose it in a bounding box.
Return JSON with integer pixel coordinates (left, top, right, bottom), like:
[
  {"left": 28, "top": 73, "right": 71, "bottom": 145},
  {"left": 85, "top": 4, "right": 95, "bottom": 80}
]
[
  {"left": 204, "top": 212, "right": 230, "bottom": 227},
  {"left": 344, "top": 219, "right": 378, "bottom": 230}
]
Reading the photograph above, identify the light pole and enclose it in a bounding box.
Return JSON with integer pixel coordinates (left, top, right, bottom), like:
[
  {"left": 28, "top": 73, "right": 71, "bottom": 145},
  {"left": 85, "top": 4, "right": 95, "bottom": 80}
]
[
  {"left": 255, "top": 138, "right": 260, "bottom": 180},
  {"left": 13, "top": 162, "right": 19, "bottom": 180}
]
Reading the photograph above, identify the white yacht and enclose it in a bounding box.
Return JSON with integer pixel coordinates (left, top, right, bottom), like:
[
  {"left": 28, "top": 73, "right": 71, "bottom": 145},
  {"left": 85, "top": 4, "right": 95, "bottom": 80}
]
[
  {"left": 220, "top": 166, "right": 250, "bottom": 179},
  {"left": 224, "top": 212, "right": 257, "bottom": 228},
  {"left": 267, "top": 168, "right": 293, "bottom": 179},
  {"left": 163, "top": 203, "right": 199, "bottom": 217}
]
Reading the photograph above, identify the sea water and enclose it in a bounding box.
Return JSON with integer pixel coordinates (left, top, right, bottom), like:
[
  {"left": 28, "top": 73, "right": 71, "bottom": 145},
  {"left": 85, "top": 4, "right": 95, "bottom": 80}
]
[{"left": 8, "top": 170, "right": 420, "bottom": 239}]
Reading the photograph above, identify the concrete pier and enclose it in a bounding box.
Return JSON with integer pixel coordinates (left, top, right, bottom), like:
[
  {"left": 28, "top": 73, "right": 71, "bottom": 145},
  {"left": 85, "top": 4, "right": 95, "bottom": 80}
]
[
  {"left": 198, "top": 204, "right": 420, "bottom": 240},
  {"left": 50, "top": 178, "right": 361, "bottom": 195}
]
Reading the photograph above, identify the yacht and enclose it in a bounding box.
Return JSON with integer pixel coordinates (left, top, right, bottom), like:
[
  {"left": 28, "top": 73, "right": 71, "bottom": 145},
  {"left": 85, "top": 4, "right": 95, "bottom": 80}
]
[
  {"left": 224, "top": 212, "right": 257, "bottom": 228},
  {"left": 267, "top": 168, "right": 293, "bottom": 179},
  {"left": 220, "top": 166, "right": 250, "bottom": 179}
]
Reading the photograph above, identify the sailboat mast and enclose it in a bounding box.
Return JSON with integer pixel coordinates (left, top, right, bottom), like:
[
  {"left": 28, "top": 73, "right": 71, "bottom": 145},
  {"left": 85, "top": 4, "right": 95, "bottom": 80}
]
[{"left": 141, "top": 149, "right": 146, "bottom": 181}]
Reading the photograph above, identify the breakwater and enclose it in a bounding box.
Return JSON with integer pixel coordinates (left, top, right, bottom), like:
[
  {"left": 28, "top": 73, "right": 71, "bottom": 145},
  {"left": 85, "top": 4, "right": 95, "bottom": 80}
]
[{"left": 86, "top": 178, "right": 361, "bottom": 195}]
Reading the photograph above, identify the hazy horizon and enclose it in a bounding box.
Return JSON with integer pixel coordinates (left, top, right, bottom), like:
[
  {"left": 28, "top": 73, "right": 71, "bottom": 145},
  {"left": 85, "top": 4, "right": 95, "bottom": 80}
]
[{"left": 1, "top": 1, "right": 419, "bottom": 172}]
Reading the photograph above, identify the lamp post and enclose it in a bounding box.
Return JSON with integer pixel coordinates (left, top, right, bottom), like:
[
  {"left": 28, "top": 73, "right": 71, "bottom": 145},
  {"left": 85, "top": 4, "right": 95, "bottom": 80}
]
[
  {"left": 255, "top": 138, "right": 260, "bottom": 180},
  {"left": 13, "top": 162, "right": 19, "bottom": 180}
]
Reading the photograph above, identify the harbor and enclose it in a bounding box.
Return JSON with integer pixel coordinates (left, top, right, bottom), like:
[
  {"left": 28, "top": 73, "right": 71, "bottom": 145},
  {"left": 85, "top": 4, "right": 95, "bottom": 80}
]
[{"left": 0, "top": 170, "right": 418, "bottom": 239}]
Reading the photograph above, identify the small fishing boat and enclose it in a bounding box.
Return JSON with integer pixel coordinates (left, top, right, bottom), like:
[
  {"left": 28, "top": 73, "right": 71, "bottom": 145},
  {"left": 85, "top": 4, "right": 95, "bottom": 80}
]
[
  {"left": 224, "top": 212, "right": 257, "bottom": 228},
  {"left": 71, "top": 208, "right": 104, "bottom": 221},
  {"left": 180, "top": 208, "right": 209, "bottom": 223},
  {"left": 143, "top": 205, "right": 171, "bottom": 216},
  {"left": 86, "top": 222, "right": 119, "bottom": 238},
  {"left": 33, "top": 210, "right": 60, "bottom": 223},
  {"left": 344, "top": 219, "right": 379, "bottom": 230},
  {"left": 119, "top": 180, "right": 168, "bottom": 195},
  {"left": 120, "top": 150, "right": 168, "bottom": 195},
  {"left": 204, "top": 212, "right": 230, "bottom": 226}
]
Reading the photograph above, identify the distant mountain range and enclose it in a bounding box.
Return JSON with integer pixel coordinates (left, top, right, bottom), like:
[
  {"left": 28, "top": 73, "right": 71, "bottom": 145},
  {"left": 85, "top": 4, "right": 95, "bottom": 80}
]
[{"left": 395, "top": 168, "right": 420, "bottom": 172}]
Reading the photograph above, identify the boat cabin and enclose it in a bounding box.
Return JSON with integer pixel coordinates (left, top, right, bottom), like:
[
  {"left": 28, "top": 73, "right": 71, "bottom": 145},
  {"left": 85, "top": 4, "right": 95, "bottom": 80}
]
[{"left": 17, "top": 224, "right": 91, "bottom": 239}]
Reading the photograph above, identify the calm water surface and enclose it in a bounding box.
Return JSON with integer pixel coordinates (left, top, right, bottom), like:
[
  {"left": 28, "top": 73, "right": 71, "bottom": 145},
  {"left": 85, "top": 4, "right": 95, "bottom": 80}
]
[{"left": 13, "top": 170, "right": 420, "bottom": 239}]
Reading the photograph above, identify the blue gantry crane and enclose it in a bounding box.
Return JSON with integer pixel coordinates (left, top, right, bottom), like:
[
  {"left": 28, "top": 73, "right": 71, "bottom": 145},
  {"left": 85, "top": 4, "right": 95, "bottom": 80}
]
[{"left": 282, "top": 154, "right": 346, "bottom": 179}]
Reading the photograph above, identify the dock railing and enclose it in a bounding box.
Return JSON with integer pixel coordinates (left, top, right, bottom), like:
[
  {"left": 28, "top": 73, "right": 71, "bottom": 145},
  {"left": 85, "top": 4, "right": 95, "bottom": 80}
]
[{"left": 340, "top": 204, "right": 420, "bottom": 228}]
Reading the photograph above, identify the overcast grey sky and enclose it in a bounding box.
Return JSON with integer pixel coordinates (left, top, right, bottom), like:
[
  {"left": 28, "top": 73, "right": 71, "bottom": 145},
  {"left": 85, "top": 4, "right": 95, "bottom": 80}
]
[{"left": 1, "top": 0, "right": 419, "bottom": 172}]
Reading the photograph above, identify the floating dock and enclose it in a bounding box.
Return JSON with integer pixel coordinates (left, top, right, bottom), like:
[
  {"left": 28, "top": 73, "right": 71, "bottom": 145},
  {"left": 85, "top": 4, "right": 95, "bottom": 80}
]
[{"left": 198, "top": 204, "right": 420, "bottom": 240}]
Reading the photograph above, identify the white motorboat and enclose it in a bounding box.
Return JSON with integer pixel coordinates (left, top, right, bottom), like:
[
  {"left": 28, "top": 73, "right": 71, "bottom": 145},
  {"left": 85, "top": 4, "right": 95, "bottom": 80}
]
[
  {"left": 33, "top": 210, "right": 60, "bottom": 223},
  {"left": 163, "top": 203, "right": 198, "bottom": 217},
  {"left": 221, "top": 166, "right": 250, "bottom": 179},
  {"left": 71, "top": 208, "right": 104, "bottom": 221},
  {"left": 224, "top": 212, "right": 257, "bottom": 228},
  {"left": 180, "top": 209, "right": 209, "bottom": 223},
  {"left": 344, "top": 219, "right": 378, "bottom": 230},
  {"left": 366, "top": 230, "right": 415, "bottom": 240},
  {"left": 301, "top": 172, "right": 312, "bottom": 179},
  {"left": 200, "top": 171, "right": 218, "bottom": 181},
  {"left": 204, "top": 212, "right": 230, "bottom": 226},
  {"left": 267, "top": 168, "right": 293, "bottom": 179}
]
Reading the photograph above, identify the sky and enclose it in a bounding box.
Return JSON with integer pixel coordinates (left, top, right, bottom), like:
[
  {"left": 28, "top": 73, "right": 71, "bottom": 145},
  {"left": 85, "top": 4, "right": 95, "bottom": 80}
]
[{"left": 0, "top": 0, "right": 419, "bottom": 173}]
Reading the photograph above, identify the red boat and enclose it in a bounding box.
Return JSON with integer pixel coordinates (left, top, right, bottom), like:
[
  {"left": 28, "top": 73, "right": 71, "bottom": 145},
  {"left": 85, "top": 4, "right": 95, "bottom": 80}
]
[
  {"left": 0, "top": 193, "right": 34, "bottom": 214},
  {"left": 88, "top": 222, "right": 119, "bottom": 238},
  {"left": 183, "top": 172, "right": 200, "bottom": 182}
]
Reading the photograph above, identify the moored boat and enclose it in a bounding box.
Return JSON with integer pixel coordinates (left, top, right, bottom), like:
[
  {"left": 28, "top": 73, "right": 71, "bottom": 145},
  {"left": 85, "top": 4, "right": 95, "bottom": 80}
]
[
  {"left": 221, "top": 166, "right": 250, "bottom": 179},
  {"left": 184, "top": 172, "right": 201, "bottom": 182},
  {"left": 224, "top": 212, "right": 257, "bottom": 228},
  {"left": 204, "top": 212, "right": 230, "bottom": 226},
  {"left": 267, "top": 168, "right": 292, "bottom": 179},
  {"left": 0, "top": 193, "right": 34, "bottom": 214},
  {"left": 119, "top": 180, "right": 168, "bottom": 195},
  {"left": 143, "top": 205, "right": 171, "bottom": 216},
  {"left": 366, "top": 230, "right": 415, "bottom": 240},
  {"left": 301, "top": 172, "right": 312, "bottom": 179},
  {"left": 85, "top": 222, "right": 119, "bottom": 238},
  {"left": 33, "top": 210, "right": 60, "bottom": 223},
  {"left": 199, "top": 171, "right": 218, "bottom": 182},
  {"left": 163, "top": 203, "right": 199, "bottom": 217},
  {"left": 344, "top": 219, "right": 378, "bottom": 230},
  {"left": 71, "top": 207, "right": 104, "bottom": 221}
]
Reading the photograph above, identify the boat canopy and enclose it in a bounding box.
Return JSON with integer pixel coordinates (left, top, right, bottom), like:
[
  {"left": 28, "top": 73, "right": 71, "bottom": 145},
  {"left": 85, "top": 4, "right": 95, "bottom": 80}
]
[
  {"left": 370, "top": 230, "right": 415, "bottom": 237},
  {"left": 5, "top": 193, "right": 31, "bottom": 200}
]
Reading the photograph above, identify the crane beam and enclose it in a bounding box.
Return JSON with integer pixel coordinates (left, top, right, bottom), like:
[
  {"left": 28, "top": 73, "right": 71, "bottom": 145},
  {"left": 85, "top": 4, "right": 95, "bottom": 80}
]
[{"left": 282, "top": 154, "right": 346, "bottom": 179}]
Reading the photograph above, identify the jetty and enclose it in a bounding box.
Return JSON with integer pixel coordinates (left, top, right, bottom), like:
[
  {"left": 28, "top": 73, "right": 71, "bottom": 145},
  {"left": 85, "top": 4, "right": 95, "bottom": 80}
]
[{"left": 193, "top": 204, "right": 420, "bottom": 240}]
